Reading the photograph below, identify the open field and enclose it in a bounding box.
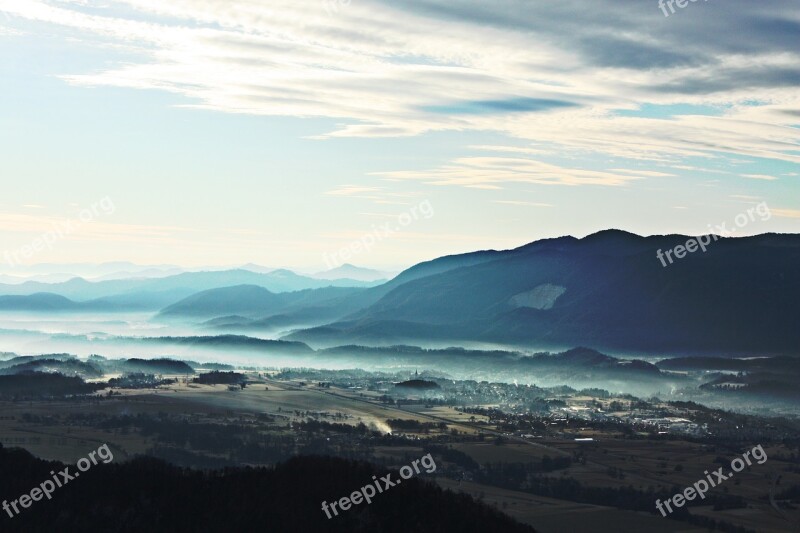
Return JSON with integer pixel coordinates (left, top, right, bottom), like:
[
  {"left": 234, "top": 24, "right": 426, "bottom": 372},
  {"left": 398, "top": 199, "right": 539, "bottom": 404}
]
[
  {"left": 1, "top": 374, "right": 798, "bottom": 532},
  {"left": 436, "top": 478, "right": 707, "bottom": 533}
]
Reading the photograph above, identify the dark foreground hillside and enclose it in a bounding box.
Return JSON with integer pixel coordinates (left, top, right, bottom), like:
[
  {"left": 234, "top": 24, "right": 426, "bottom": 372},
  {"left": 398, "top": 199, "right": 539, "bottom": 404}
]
[{"left": 0, "top": 445, "right": 535, "bottom": 533}]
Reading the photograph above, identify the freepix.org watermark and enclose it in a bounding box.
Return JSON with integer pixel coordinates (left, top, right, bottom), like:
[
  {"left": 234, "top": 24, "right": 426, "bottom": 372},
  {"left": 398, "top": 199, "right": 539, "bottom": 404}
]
[
  {"left": 655, "top": 444, "right": 767, "bottom": 517},
  {"left": 322, "top": 199, "right": 434, "bottom": 270},
  {"left": 656, "top": 202, "right": 771, "bottom": 268},
  {"left": 658, "top": 0, "right": 710, "bottom": 18},
  {"left": 3, "top": 196, "right": 116, "bottom": 268},
  {"left": 321, "top": 453, "right": 437, "bottom": 519},
  {"left": 3, "top": 443, "right": 114, "bottom": 519}
]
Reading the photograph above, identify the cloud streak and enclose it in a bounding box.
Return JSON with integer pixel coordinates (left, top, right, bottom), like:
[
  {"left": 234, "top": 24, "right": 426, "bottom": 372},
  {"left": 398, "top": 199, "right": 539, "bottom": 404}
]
[
  {"left": 1, "top": 0, "right": 798, "bottom": 186},
  {"left": 374, "top": 154, "right": 649, "bottom": 189}
]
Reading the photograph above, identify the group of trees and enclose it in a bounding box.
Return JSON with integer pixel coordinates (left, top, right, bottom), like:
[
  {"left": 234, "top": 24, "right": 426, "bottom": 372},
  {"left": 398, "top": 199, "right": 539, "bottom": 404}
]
[
  {"left": 0, "top": 373, "right": 102, "bottom": 399},
  {"left": 0, "top": 444, "right": 536, "bottom": 532},
  {"left": 386, "top": 418, "right": 446, "bottom": 433},
  {"left": 192, "top": 371, "right": 246, "bottom": 385}
]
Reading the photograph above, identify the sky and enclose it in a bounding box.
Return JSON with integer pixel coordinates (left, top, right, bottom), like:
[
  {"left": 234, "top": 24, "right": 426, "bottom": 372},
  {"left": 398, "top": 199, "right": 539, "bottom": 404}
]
[{"left": 0, "top": 0, "right": 798, "bottom": 272}]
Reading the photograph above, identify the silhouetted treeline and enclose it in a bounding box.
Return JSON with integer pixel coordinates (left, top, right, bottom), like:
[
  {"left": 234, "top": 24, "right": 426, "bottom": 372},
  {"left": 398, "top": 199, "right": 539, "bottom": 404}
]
[
  {"left": 107, "top": 373, "right": 174, "bottom": 389},
  {"left": 192, "top": 371, "right": 246, "bottom": 385},
  {"left": 297, "top": 420, "right": 373, "bottom": 435},
  {"left": 386, "top": 419, "right": 443, "bottom": 432},
  {"left": 0, "top": 444, "right": 536, "bottom": 532},
  {"left": 0, "top": 359, "right": 102, "bottom": 378},
  {"left": 103, "top": 357, "right": 195, "bottom": 375},
  {"left": 424, "top": 445, "right": 480, "bottom": 471},
  {"left": 0, "top": 373, "right": 102, "bottom": 399}
]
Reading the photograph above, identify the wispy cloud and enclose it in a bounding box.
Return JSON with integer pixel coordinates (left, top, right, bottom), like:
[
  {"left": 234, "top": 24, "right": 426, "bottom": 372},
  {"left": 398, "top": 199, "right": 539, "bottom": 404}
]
[
  {"left": 742, "top": 174, "right": 779, "bottom": 181},
  {"left": 772, "top": 208, "right": 800, "bottom": 219},
  {"left": 325, "top": 185, "right": 384, "bottom": 197},
  {"left": 1, "top": 0, "right": 798, "bottom": 170},
  {"left": 324, "top": 185, "right": 422, "bottom": 205},
  {"left": 374, "top": 153, "right": 648, "bottom": 189},
  {"left": 730, "top": 194, "right": 763, "bottom": 201}
]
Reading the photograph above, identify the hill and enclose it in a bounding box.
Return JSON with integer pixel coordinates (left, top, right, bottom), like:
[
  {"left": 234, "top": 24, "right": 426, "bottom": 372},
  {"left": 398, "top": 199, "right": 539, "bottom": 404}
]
[
  {"left": 0, "top": 447, "right": 536, "bottom": 533},
  {"left": 287, "top": 231, "right": 800, "bottom": 355},
  {"left": 159, "top": 285, "right": 367, "bottom": 320},
  {"left": 0, "top": 293, "right": 82, "bottom": 311}
]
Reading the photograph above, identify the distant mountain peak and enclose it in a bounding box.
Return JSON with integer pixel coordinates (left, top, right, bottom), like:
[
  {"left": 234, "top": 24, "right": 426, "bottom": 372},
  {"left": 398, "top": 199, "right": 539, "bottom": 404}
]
[
  {"left": 240, "top": 263, "right": 275, "bottom": 274},
  {"left": 582, "top": 229, "right": 642, "bottom": 240},
  {"left": 314, "top": 263, "right": 392, "bottom": 282}
]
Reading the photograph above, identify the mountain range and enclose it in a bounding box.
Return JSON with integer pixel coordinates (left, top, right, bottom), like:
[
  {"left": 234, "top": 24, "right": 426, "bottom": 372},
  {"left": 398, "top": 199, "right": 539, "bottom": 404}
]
[
  {"left": 0, "top": 269, "right": 383, "bottom": 310},
  {"left": 285, "top": 230, "right": 800, "bottom": 355},
  {"left": 1, "top": 231, "right": 797, "bottom": 356}
]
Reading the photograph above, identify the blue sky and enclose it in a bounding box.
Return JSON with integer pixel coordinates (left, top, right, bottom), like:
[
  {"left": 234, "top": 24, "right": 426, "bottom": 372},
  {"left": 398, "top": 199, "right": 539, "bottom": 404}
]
[{"left": 0, "top": 0, "right": 798, "bottom": 271}]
